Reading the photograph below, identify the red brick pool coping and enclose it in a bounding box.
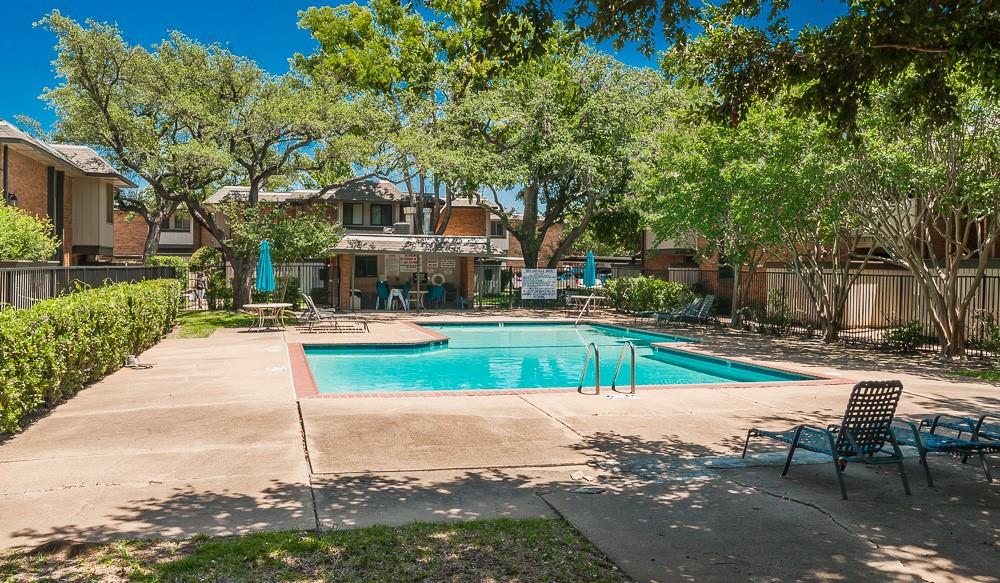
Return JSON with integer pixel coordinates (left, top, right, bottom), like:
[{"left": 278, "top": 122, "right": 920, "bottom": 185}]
[{"left": 287, "top": 320, "right": 856, "bottom": 399}]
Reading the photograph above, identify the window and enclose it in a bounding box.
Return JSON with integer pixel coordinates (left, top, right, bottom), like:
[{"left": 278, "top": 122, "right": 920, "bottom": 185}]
[
  {"left": 490, "top": 219, "right": 505, "bottom": 238},
  {"left": 354, "top": 255, "right": 378, "bottom": 278},
  {"left": 371, "top": 204, "right": 393, "bottom": 226},
  {"left": 343, "top": 203, "right": 364, "bottom": 226},
  {"left": 106, "top": 186, "right": 114, "bottom": 223},
  {"left": 166, "top": 214, "right": 192, "bottom": 231}
]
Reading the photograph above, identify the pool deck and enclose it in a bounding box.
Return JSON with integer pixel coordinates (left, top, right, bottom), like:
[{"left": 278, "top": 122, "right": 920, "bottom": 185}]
[{"left": 1, "top": 310, "right": 998, "bottom": 581}]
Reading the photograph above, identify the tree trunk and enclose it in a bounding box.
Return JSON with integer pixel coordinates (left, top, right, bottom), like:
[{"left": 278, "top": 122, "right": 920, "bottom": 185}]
[
  {"left": 231, "top": 257, "right": 254, "bottom": 311},
  {"left": 729, "top": 266, "right": 742, "bottom": 328},
  {"left": 142, "top": 217, "right": 163, "bottom": 262}
]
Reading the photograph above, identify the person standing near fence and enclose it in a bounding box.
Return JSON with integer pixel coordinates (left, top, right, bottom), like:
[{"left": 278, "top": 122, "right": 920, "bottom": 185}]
[{"left": 194, "top": 272, "right": 206, "bottom": 309}]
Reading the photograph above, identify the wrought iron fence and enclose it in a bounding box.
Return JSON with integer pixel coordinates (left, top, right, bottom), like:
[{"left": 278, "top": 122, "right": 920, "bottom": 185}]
[
  {"left": 473, "top": 263, "right": 641, "bottom": 309},
  {"left": 0, "top": 265, "right": 177, "bottom": 310}
]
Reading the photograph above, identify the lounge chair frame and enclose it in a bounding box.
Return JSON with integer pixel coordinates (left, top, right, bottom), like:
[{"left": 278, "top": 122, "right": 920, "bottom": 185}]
[
  {"left": 742, "top": 380, "right": 910, "bottom": 500},
  {"left": 890, "top": 414, "right": 1000, "bottom": 486},
  {"left": 300, "top": 292, "right": 370, "bottom": 333}
]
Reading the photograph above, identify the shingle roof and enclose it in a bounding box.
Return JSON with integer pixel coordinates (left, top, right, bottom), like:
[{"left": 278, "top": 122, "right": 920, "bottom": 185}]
[{"left": 0, "top": 119, "right": 136, "bottom": 187}]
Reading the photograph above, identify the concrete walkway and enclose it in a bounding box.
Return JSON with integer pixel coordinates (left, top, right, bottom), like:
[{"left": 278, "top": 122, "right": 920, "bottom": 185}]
[{"left": 1, "top": 313, "right": 998, "bottom": 581}]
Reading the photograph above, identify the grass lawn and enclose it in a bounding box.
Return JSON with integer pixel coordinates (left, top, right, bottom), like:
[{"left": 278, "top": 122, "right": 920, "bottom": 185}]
[
  {"left": 952, "top": 369, "right": 1000, "bottom": 383},
  {"left": 171, "top": 310, "right": 257, "bottom": 338},
  {"left": 0, "top": 519, "right": 624, "bottom": 582}
]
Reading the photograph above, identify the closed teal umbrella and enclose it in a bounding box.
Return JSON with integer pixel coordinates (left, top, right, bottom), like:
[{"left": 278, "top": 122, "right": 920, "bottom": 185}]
[
  {"left": 583, "top": 250, "right": 597, "bottom": 288},
  {"left": 255, "top": 240, "right": 276, "bottom": 293}
]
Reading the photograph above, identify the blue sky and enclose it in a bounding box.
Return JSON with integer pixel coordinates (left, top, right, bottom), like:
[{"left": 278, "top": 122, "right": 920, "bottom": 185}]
[{"left": 3, "top": 0, "right": 845, "bottom": 131}]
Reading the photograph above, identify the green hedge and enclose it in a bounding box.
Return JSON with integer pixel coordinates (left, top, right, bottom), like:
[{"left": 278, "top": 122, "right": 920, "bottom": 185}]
[
  {"left": 0, "top": 279, "right": 180, "bottom": 434},
  {"left": 602, "top": 275, "right": 690, "bottom": 312}
]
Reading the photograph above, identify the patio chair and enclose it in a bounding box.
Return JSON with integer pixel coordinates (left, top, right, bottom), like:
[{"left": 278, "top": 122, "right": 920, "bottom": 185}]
[
  {"left": 300, "top": 292, "right": 369, "bottom": 333},
  {"left": 742, "top": 380, "right": 911, "bottom": 500},
  {"left": 656, "top": 297, "right": 704, "bottom": 326},
  {"left": 682, "top": 294, "right": 716, "bottom": 325},
  {"left": 891, "top": 415, "right": 1000, "bottom": 486},
  {"left": 375, "top": 281, "right": 390, "bottom": 310},
  {"left": 426, "top": 284, "right": 445, "bottom": 308}
]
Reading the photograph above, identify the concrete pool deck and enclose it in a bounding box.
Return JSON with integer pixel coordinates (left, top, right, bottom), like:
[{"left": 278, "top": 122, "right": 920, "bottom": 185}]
[{"left": 1, "top": 311, "right": 998, "bottom": 581}]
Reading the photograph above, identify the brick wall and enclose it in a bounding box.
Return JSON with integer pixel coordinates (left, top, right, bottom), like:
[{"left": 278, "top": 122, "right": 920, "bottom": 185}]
[
  {"left": 439, "top": 206, "right": 489, "bottom": 236},
  {"left": 113, "top": 210, "right": 149, "bottom": 258},
  {"left": 506, "top": 223, "right": 564, "bottom": 267},
  {"left": 2, "top": 148, "right": 77, "bottom": 265},
  {"left": 4, "top": 148, "right": 48, "bottom": 225}
]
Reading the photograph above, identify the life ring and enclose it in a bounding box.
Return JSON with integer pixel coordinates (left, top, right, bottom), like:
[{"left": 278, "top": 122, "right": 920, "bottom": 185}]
[{"left": 430, "top": 272, "right": 446, "bottom": 286}]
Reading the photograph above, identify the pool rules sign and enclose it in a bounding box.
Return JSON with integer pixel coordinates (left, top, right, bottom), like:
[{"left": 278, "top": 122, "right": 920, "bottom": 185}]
[{"left": 521, "top": 269, "right": 558, "bottom": 300}]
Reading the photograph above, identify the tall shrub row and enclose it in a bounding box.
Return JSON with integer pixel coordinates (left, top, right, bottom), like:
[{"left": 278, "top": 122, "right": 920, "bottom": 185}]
[
  {"left": 0, "top": 279, "right": 180, "bottom": 434},
  {"left": 603, "top": 276, "right": 690, "bottom": 312}
]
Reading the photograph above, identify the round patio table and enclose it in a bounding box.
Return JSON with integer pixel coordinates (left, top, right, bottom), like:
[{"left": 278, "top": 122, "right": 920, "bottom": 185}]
[{"left": 244, "top": 303, "right": 292, "bottom": 332}]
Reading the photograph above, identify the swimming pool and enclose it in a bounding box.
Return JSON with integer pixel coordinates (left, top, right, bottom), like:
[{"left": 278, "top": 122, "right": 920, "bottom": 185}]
[{"left": 302, "top": 323, "right": 817, "bottom": 394}]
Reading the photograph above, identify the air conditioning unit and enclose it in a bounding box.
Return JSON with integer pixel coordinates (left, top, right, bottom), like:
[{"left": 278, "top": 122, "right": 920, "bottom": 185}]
[{"left": 392, "top": 222, "right": 412, "bottom": 234}]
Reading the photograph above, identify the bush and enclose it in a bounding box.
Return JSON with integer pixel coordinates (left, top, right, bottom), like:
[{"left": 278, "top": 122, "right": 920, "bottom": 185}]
[
  {"left": 0, "top": 202, "right": 60, "bottom": 261},
  {"left": 975, "top": 311, "right": 1000, "bottom": 368},
  {"left": 602, "top": 276, "right": 689, "bottom": 312},
  {"left": 147, "top": 255, "right": 190, "bottom": 284},
  {"left": 206, "top": 271, "right": 232, "bottom": 311},
  {"left": 882, "top": 319, "right": 925, "bottom": 353},
  {"left": 189, "top": 247, "right": 223, "bottom": 274},
  {"left": 0, "top": 279, "right": 180, "bottom": 434}
]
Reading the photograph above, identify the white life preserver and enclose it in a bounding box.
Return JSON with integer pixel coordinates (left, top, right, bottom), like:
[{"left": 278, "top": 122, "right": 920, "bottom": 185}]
[{"left": 430, "top": 272, "right": 446, "bottom": 286}]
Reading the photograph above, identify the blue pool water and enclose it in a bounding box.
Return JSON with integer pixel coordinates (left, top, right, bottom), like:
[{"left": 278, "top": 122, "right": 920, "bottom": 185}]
[{"left": 304, "top": 323, "right": 815, "bottom": 393}]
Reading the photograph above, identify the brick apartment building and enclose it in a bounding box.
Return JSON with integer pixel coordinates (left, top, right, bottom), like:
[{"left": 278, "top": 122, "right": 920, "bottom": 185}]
[{"left": 1, "top": 120, "right": 136, "bottom": 265}]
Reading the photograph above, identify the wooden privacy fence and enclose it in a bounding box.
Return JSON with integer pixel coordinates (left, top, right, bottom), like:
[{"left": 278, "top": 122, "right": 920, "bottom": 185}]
[
  {"left": 645, "top": 267, "right": 1000, "bottom": 356},
  {"left": 0, "top": 265, "right": 177, "bottom": 310}
]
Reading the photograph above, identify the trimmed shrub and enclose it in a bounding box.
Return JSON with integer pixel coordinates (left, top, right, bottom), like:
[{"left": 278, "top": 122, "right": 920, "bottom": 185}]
[
  {"left": 147, "top": 255, "right": 190, "bottom": 284},
  {"left": 189, "top": 247, "right": 223, "bottom": 274},
  {"left": 881, "top": 319, "right": 925, "bottom": 353},
  {"left": 603, "top": 276, "right": 690, "bottom": 312},
  {"left": 0, "top": 279, "right": 180, "bottom": 434},
  {"left": 206, "top": 272, "right": 232, "bottom": 311}
]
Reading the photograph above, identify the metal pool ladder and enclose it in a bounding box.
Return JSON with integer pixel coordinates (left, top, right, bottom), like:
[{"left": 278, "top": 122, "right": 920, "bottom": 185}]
[
  {"left": 611, "top": 340, "right": 636, "bottom": 394},
  {"left": 578, "top": 342, "right": 600, "bottom": 394}
]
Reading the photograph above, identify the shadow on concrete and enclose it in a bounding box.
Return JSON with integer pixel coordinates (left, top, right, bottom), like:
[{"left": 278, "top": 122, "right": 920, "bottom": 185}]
[{"left": 4, "top": 428, "right": 997, "bottom": 582}]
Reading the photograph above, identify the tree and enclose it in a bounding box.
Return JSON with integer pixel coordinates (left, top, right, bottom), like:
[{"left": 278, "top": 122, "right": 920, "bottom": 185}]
[
  {"left": 0, "top": 201, "right": 60, "bottom": 261},
  {"left": 850, "top": 76, "right": 1000, "bottom": 357},
  {"left": 742, "top": 100, "right": 875, "bottom": 342},
  {"left": 447, "top": 36, "right": 662, "bottom": 268},
  {"left": 220, "top": 203, "right": 343, "bottom": 300},
  {"left": 116, "top": 188, "right": 181, "bottom": 260},
  {"left": 41, "top": 12, "right": 231, "bottom": 265},
  {"left": 41, "top": 12, "right": 362, "bottom": 309},
  {"left": 476, "top": 1, "right": 1000, "bottom": 127},
  {"left": 638, "top": 109, "right": 771, "bottom": 323},
  {"left": 297, "top": 0, "right": 539, "bottom": 234}
]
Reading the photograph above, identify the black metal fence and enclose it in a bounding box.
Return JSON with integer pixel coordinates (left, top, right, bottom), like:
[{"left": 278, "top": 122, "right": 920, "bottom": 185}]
[
  {"left": 0, "top": 265, "right": 178, "bottom": 310},
  {"left": 646, "top": 267, "right": 1000, "bottom": 357},
  {"left": 474, "top": 263, "right": 641, "bottom": 309}
]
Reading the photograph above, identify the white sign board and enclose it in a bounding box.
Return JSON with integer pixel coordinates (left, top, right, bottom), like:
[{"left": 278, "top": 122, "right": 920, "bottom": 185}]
[{"left": 521, "top": 269, "right": 557, "bottom": 300}]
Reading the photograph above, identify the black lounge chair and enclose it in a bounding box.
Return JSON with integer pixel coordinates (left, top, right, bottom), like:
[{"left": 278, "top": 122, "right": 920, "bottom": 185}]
[
  {"left": 890, "top": 413, "right": 1000, "bottom": 486},
  {"left": 655, "top": 297, "right": 704, "bottom": 326},
  {"left": 681, "top": 294, "right": 716, "bottom": 325},
  {"left": 742, "top": 380, "right": 911, "bottom": 500}
]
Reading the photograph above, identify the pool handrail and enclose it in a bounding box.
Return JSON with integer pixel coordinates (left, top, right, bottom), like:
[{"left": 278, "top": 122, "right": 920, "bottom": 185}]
[
  {"left": 578, "top": 342, "right": 601, "bottom": 394},
  {"left": 611, "top": 340, "right": 636, "bottom": 394}
]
